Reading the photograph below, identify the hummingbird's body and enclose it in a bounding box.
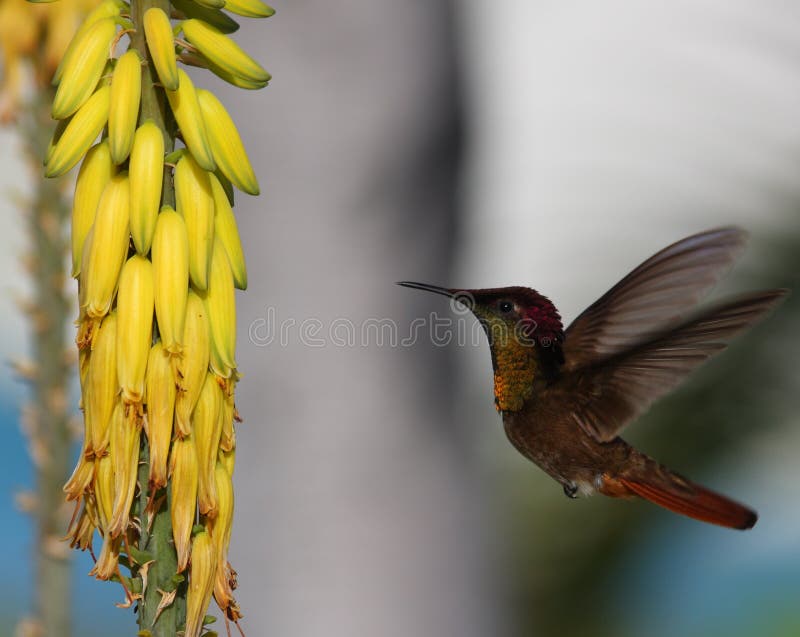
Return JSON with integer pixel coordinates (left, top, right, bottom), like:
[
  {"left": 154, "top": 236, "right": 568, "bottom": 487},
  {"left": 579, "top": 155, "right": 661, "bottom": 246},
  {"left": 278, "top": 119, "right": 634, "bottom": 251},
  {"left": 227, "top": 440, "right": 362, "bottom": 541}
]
[{"left": 400, "top": 227, "right": 787, "bottom": 530}]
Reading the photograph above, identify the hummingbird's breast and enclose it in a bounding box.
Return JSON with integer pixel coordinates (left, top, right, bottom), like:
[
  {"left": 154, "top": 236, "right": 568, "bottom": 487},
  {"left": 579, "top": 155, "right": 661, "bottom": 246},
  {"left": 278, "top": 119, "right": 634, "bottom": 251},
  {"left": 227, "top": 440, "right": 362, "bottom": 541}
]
[{"left": 501, "top": 396, "right": 632, "bottom": 495}]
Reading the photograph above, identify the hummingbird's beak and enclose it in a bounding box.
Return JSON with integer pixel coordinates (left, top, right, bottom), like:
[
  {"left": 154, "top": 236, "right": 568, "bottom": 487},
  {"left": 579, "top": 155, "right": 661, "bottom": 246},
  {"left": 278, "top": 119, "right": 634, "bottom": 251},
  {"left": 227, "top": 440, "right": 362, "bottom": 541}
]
[
  {"left": 396, "top": 281, "right": 456, "bottom": 298},
  {"left": 397, "top": 281, "right": 475, "bottom": 310}
]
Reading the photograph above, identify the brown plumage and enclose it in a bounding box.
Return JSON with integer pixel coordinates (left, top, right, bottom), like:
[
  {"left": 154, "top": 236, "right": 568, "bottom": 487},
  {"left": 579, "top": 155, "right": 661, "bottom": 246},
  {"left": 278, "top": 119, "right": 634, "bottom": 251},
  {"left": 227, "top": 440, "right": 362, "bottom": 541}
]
[{"left": 399, "top": 227, "right": 787, "bottom": 530}]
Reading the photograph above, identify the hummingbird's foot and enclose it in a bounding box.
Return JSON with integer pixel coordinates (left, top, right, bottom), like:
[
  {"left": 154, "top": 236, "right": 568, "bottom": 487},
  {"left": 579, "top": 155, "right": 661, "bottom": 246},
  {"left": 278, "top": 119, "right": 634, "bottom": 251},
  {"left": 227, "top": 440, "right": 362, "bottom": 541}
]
[{"left": 562, "top": 482, "right": 579, "bottom": 499}]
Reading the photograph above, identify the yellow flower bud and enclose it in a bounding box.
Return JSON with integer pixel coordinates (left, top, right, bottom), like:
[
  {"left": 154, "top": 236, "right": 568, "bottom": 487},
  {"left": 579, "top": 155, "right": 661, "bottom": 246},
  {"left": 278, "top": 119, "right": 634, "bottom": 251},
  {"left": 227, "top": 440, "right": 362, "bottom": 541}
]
[
  {"left": 166, "top": 69, "right": 215, "bottom": 171},
  {"left": 175, "top": 291, "right": 211, "bottom": 437},
  {"left": 129, "top": 120, "right": 165, "bottom": 255},
  {"left": 71, "top": 140, "right": 116, "bottom": 278},
  {"left": 108, "top": 49, "right": 142, "bottom": 164},
  {"left": 86, "top": 312, "right": 118, "bottom": 455},
  {"left": 175, "top": 154, "right": 215, "bottom": 291},
  {"left": 143, "top": 7, "right": 179, "bottom": 91},
  {"left": 181, "top": 19, "right": 269, "bottom": 84},
  {"left": 185, "top": 529, "right": 217, "bottom": 637},
  {"left": 108, "top": 401, "right": 141, "bottom": 537},
  {"left": 194, "top": 372, "right": 223, "bottom": 516},
  {"left": 170, "top": 435, "right": 199, "bottom": 572},
  {"left": 144, "top": 341, "right": 176, "bottom": 489},
  {"left": 51, "top": 17, "right": 116, "bottom": 119},
  {"left": 46, "top": 83, "right": 111, "bottom": 177},
  {"left": 210, "top": 173, "right": 247, "bottom": 290},
  {"left": 205, "top": 237, "right": 237, "bottom": 374},
  {"left": 82, "top": 174, "right": 130, "bottom": 319},
  {"left": 152, "top": 207, "right": 189, "bottom": 355},
  {"left": 116, "top": 255, "right": 155, "bottom": 408}
]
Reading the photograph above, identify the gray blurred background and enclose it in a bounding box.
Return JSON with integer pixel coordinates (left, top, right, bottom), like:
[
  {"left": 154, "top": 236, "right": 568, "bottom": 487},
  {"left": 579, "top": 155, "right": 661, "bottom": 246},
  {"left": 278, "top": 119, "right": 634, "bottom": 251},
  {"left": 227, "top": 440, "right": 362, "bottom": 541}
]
[{"left": 2, "top": 0, "right": 800, "bottom": 635}]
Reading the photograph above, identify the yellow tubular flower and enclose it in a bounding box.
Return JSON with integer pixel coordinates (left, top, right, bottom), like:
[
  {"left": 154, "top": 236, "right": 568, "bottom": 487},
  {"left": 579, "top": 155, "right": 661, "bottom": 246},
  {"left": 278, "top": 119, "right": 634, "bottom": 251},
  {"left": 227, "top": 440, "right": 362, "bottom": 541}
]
[
  {"left": 210, "top": 173, "right": 247, "bottom": 290},
  {"left": 170, "top": 435, "right": 199, "bottom": 573},
  {"left": 197, "top": 89, "right": 260, "bottom": 196},
  {"left": 91, "top": 534, "right": 122, "bottom": 581},
  {"left": 204, "top": 59, "right": 270, "bottom": 90},
  {"left": 144, "top": 341, "right": 176, "bottom": 489},
  {"left": 128, "top": 120, "right": 165, "bottom": 255},
  {"left": 175, "top": 290, "right": 211, "bottom": 437},
  {"left": 116, "top": 255, "right": 155, "bottom": 408},
  {"left": 185, "top": 529, "right": 217, "bottom": 637},
  {"left": 93, "top": 451, "right": 115, "bottom": 533},
  {"left": 108, "top": 400, "right": 141, "bottom": 537},
  {"left": 219, "top": 446, "right": 235, "bottom": 479},
  {"left": 210, "top": 462, "right": 234, "bottom": 561},
  {"left": 52, "top": 0, "right": 124, "bottom": 86},
  {"left": 175, "top": 153, "right": 215, "bottom": 290},
  {"left": 222, "top": 0, "right": 275, "bottom": 19},
  {"left": 66, "top": 499, "right": 97, "bottom": 552},
  {"left": 46, "top": 82, "right": 111, "bottom": 177},
  {"left": 194, "top": 372, "right": 224, "bottom": 516},
  {"left": 166, "top": 69, "right": 216, "bottom": 171},
  {"left": 63, "top": 454, "right": 94, "bottom": 502},
  {"left": 85, "top": 312, "right": 118, "bottom": 455},
  {"left": 219, "top": 378, "right": 236, "bottom": 452},
  {"left": 108, "top": 49, "right": 142, "bottom": 164},
  {"left": 44, "top": 117, "right": 69, "bottom": 167},
  {"left": 82, "top": 173, "right": 130, "bottom": 319},
  {"left": 71, "top": 139, "right": 116, "bottom": 278},
  {"left": 51, "top": 16, "right": 116, "bottom": 119},
  {"left": 143, "top": 7, "right": 179, "bottom": 91},
  {"left": 181, "top": 19, "right": 269, "bottom": 85},
  {"left": 210, "top": 462, "right": 237, "bottom": 618},
  {"left": 205, "top": 237, "right": 237, "bottom": 374},
  {"left": 152, "top": 206, "right": 189, "bottom": 354}
]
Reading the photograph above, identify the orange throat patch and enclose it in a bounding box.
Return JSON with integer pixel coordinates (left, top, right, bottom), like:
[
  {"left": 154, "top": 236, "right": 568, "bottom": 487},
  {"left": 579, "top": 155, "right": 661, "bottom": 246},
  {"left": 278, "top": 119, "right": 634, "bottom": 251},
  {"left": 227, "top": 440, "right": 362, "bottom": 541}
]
[{"left": 492, "top": 342, "right": 538, "bottom": 412}]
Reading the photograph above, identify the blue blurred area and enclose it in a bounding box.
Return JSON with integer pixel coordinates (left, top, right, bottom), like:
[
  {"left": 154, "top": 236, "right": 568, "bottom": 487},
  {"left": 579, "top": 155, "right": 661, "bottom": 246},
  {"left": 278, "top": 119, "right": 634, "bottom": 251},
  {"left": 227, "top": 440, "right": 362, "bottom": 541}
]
[
  {"left": 0, "top": 402, "right": 32, "bottom": 631},
  {"left": 618, "top": 514, "right": 800, "bottom": 637},
  {"left": 0, "top": 400, "right": 129, "bottom": 636}
]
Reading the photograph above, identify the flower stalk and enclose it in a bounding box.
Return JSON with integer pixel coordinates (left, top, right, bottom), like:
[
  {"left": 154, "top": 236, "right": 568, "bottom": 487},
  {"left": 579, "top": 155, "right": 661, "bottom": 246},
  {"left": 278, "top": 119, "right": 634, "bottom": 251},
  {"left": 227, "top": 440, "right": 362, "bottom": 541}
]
[{"left": 48, "top": 0, "right": 271, "bottom": 632}]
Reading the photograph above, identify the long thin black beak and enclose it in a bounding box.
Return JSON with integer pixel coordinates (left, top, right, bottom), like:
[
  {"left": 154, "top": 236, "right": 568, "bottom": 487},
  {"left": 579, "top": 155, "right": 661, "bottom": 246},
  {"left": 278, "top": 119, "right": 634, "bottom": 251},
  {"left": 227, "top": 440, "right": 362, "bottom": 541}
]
[
  {"left": 396, "top": 281, "right": 456, "bottom": 298},
  {"left": 397, "top": 282, "right": 476, "bottom": 311}
]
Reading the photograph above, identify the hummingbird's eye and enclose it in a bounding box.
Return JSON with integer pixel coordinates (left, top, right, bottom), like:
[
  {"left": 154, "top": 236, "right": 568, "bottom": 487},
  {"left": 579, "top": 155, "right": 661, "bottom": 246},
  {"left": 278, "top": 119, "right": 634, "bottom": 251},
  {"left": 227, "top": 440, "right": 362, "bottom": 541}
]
[{"left": 498, "top": 300, "right": 514, "bottom": 314}]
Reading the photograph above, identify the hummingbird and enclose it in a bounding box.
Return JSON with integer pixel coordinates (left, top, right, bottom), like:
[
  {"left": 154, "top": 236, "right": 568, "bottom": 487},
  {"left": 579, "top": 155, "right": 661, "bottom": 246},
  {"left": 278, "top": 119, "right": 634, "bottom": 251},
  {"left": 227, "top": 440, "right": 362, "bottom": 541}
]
[{"left": 399, "top": 227, "right": 787, "bottom": 530}]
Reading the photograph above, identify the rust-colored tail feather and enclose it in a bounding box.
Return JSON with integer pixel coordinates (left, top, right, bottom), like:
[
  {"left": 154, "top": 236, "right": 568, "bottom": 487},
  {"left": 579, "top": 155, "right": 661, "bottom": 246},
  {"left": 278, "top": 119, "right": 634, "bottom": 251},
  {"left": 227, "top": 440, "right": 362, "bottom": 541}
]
[{"left": 619, "top": 477, "right": 757, "bottom": 530}]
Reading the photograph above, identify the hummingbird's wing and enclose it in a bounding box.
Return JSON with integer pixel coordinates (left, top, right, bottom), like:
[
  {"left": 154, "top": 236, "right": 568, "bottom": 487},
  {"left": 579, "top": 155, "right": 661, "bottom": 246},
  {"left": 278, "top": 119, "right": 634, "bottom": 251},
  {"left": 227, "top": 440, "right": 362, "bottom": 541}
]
[
  {"left": 563, "top": 227, "right": 747, "bottom": 370},
  {"left": 563, "top": 289, "right": 786, "bottom": 442}
]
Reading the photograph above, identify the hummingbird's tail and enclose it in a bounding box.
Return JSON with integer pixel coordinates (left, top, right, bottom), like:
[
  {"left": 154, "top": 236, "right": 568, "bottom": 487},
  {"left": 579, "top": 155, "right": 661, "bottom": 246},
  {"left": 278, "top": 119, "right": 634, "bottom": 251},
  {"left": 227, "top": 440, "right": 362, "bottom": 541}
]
[{"left": 615, "top": 471, "right": 757, "bottom": 530}]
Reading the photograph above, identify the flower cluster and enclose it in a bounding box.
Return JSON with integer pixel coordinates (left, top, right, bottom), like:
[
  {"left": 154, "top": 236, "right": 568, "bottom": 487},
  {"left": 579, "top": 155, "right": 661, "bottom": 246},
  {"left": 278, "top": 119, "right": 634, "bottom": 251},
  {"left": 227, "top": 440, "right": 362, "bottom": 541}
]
[{"left": 53, "top": 0, "right": 271, "bottom": 633}]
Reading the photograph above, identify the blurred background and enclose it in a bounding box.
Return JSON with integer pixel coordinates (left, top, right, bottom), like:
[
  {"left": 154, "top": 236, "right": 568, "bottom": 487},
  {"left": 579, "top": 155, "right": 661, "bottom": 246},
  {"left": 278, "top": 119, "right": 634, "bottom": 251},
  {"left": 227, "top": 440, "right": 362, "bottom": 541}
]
[{"left": 2, "top": 0, "right": 800, "bottom": 635}]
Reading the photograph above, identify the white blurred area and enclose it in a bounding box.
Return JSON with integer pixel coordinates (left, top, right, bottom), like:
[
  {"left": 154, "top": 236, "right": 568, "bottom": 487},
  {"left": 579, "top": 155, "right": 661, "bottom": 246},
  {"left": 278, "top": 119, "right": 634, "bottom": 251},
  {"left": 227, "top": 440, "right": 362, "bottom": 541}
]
[
  {"left": 458, "top": 0, "right": 800, "bottom": 318},
  {"left": 0, "top": 130, "right": 37, "bottom": 404}
]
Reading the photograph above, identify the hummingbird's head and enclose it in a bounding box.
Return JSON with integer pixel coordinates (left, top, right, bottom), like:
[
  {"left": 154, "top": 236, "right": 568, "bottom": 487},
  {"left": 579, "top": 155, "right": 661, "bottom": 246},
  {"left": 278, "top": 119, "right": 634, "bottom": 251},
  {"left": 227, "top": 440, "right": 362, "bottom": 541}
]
[
  {"left": 399, "top": 282, "right": 565, "bottom": 409},
  {"left": 397, "top": 282, "right": 564, "bottom": 351}
]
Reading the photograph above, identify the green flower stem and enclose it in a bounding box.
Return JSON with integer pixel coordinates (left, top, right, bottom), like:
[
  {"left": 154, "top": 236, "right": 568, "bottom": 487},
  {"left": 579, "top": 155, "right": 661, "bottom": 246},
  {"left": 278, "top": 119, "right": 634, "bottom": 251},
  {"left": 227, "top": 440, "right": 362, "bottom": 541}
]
[{"left": 128, "top": 0, "right": 184, "bottom": 634}]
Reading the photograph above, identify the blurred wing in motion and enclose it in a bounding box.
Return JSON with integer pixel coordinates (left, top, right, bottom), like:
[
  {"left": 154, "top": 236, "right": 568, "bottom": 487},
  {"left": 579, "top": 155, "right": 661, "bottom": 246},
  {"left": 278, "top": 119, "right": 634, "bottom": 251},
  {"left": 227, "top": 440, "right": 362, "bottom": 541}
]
[
  {"left": 564, "top": 227, "right": 748, "bottom": 370},
  {"left": 564, "top": 289, "right": 787, "bottom": 442}
]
